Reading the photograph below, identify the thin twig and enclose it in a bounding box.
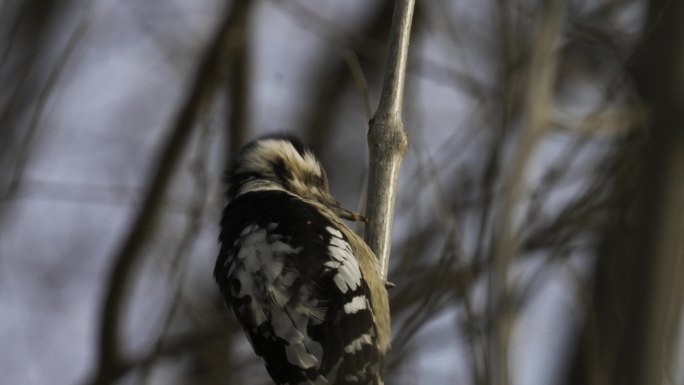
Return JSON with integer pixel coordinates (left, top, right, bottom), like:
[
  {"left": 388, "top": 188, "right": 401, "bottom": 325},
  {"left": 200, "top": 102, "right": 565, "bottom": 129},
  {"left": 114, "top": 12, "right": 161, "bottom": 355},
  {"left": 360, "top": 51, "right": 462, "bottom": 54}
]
[
  {"left": 364, "top": 0, "right": 414, "bottom": 279},
  {"left": 345, "top": 51, "right": 374, "bottom": 121}
]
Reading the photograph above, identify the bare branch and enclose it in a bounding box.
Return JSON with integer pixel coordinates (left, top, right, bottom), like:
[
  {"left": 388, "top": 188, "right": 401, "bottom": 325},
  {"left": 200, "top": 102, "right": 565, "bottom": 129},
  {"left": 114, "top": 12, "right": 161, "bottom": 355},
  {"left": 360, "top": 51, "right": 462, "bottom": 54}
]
[{"left": 364, "top": 0, "right": 414, "bottom": 279}]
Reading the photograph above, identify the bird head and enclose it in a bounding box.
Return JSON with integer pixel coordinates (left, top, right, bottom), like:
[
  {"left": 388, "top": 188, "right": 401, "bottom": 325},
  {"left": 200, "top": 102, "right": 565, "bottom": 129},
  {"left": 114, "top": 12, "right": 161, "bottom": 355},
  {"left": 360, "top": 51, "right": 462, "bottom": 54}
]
[{"left": 227, "top": 134, "right": 366, "bottom": 222}]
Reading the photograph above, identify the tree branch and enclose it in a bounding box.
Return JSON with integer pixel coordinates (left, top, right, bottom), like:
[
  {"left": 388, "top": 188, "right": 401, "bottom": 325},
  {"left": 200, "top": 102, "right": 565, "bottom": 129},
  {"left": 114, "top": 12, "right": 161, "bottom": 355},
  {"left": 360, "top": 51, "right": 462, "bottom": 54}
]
[{"left": 364, "top": 0, "right": 414, "bottom": 279}]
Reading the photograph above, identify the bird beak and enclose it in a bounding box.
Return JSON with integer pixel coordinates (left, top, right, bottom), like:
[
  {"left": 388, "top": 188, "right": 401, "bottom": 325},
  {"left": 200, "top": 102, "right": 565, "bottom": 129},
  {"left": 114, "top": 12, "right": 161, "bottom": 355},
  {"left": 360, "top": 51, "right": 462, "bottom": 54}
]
[{"left": 334, "top": 203, "right": 368, "bottom": 223}]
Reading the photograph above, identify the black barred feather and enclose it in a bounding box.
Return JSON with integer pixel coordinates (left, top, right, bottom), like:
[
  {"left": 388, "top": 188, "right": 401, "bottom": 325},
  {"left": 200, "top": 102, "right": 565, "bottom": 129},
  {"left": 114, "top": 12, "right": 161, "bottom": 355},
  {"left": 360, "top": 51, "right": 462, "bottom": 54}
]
[
  {"left": 216, "top": 191, "right": 381, "bottom": 385},
  {"left": 215, "top": 135, "right": 389, "bottom": 385}
]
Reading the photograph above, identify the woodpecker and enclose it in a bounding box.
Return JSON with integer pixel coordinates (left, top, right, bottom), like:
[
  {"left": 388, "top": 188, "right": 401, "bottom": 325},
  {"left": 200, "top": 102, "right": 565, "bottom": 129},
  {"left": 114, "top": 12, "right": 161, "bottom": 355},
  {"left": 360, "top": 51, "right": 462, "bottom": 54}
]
[{"left": 215, "top": 134, "right": 390, "bottom": 385}]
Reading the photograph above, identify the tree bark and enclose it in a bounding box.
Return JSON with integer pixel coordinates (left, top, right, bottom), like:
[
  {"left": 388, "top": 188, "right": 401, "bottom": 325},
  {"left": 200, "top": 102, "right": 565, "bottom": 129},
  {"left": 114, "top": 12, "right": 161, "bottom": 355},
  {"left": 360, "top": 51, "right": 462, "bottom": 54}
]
[{"left": 364, "top": 0, "right": 414, "bottom": 280}]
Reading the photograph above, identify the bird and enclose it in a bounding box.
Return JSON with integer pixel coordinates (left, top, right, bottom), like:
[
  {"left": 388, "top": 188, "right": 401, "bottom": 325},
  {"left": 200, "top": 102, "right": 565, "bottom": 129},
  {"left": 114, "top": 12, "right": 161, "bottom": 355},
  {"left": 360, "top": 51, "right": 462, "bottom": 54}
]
[{"left": 214, "top": 134, "right": 390, "bottom": 385}]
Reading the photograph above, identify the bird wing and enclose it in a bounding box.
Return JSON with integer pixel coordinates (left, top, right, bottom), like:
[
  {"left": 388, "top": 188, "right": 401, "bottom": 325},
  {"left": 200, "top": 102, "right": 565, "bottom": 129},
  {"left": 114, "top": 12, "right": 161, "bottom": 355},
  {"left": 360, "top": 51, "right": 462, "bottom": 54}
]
[{"left": 215, "top": 191, "right": 382, "bottom": 385}]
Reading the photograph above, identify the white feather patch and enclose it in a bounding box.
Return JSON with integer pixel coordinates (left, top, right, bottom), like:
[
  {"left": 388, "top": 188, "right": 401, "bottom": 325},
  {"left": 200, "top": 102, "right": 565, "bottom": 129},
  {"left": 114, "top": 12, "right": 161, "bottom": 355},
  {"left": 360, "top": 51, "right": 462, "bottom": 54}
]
[
  {"left": 325, "top": 226, "right": 362, "bottom": 293},
  {"left": 270, "top": 307, "right": 323, "bottom": 370},
  {"left": 343, "top": 296, "right": 368, "bottom": 314},
  {"left": 234, "top": 225, "right": 301, "bottom": 326},
  {"left": 343, "top": 333, "right": 373, "bottom": 354}
]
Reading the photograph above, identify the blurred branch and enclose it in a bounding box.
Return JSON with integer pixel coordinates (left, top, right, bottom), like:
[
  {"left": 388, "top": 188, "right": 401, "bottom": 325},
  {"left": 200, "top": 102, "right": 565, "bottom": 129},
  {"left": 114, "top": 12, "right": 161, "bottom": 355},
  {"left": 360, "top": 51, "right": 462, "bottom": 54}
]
[
  {"left": 345, "top": 51, "right": 374, "bottom": 122},
  {"left": 413, "top": 137, "right": 489, "bottom": 385},
  {"left": 276, "top": 0, "right": 481, "bottom": 133},
  {"left": 623, "top": 0, "right": 684, "bottom": 384},
  {"left": 561, "top": 135, "right": 646, "bottom": 385},
  {"left": 86, "top": 3, "right": 243, "bottom": 384},
  {"left": 564, "top": 1, "right": 684, "bottom": 384},
  {"left": 112, "top": 323, "right": 232, "bottom": 382},
  {"left": 277, "top": 0, "right": 386, "bottom": 55},
  {"left": 225, "top": 0, "right": 252, "bottom": 155},
  {"left": 3, "top": 178, "right": 142, "bottom": 206},
  {"left": 2, "top": 178, "right": 210, "bottom": 214},
  {"left": 488, "top": 3, "right": 565, "bottom": 385},
  {"left": 295, "top": 0, "right": 393, "bottom": 153},
  {"left": 1, "top": 2, "right": 90, "bottom": 201},
  {"left": 365, "top": 0, "right": 414, "bottom": 279},
  {"left": 0, "top": 0, "right": 60, "bottom": 133},
  {"left": 136, "top": 113, "right": 213, "bottom": 385}
]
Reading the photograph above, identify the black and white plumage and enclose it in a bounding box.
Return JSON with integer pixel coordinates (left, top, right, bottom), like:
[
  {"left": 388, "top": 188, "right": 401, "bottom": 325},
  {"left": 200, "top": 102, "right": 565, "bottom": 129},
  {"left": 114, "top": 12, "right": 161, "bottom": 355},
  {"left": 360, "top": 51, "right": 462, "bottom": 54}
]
[{"left": 215, "top": 135, "right": 391, "bottom": 385}]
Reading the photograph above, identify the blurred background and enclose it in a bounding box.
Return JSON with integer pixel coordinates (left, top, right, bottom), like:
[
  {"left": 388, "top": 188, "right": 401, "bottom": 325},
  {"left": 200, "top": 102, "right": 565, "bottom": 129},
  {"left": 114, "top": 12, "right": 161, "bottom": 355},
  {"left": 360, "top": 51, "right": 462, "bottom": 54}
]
[{"left": 2, "top": 0, "right": 683, "bottom": 384}]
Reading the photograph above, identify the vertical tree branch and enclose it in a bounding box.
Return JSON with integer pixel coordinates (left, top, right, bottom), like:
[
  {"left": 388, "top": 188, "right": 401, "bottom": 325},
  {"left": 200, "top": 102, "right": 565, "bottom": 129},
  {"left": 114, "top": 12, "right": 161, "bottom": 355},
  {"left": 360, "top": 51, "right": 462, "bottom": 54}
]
[{"left": 364, "top": 0, "right": 414, "bottom": 279}]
